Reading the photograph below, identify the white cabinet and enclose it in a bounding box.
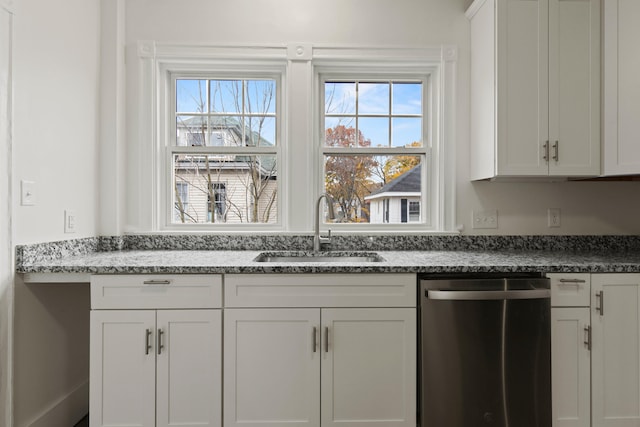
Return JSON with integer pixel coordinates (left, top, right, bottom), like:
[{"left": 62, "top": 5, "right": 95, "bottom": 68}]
[
  {"left": 90, "top": 275, "right": 223, "bottom": 427},
  {"left": 549, "top": 273, "right": 592, "bottom": 427},
  {"left": 223, "top": 274, "right": 417, "bottom": 427},
  {"left": 603, "top": 0, "right": 640, "bottom": 175},
  {"left": 467, "top": 0, "right": 600, "bottom": 180},
  {"left": 591, "top": 274, "right": 640, "bottom": 427}
]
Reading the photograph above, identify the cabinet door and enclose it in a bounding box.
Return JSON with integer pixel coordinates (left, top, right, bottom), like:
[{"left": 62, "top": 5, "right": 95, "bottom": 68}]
[
  {"left": 551, "top": 307, "right": 591, "bottom": 427},
  {"left": 320, "top": 308, "right": 416, "bottom": 427},
  {"left": 548, "top": 0, "right": 600, "bottom": 176},
  {"left": 90, "top": 310, "right": 156, "bottom": 427},
  {"left": 224, "top": 308, "right": 320, "bottom": 427},
  {"left": 156, "top": 310, "right": 221, "bottom": 427},
  {"left": 496, "top": 0, "right": 549, "bottom": 176},
  {"left": 592, "top": 274, "right": 640, "bottom": 427},
  {"left": 604, "top": 0, "right": 640, "bottom": 175}
]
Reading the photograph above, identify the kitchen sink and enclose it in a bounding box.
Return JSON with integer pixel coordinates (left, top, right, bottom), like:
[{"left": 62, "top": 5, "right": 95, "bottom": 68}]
[{"left": 253, "top": 251, "right": 385, "bottom": 263}]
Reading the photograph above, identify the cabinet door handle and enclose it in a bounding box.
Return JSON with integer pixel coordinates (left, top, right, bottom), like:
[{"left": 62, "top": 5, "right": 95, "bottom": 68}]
[
  {"left": 596, "top": 291, "right": 604, "bottom": 316},
  {"left": 312, "top": 327, "right": 317, "bottom": 353},
  {"left": 145, "top": 328, "right": 152, "bottom": 355},
  {"left": 559, "top": 278, "right": 586, "bottom": 284},
  {"left": 157, "top": 329, "right": 164, "bottom": 355},
  {"left": 552, "top": 140, "right": 559, "bottom": 162},
  {"left": 543, "top": 140, "right": 550, "bottom": 161},
  {"left": 324, "top": 327, "right": 330, "bottom": 353},
  {"left": 584, "top": 325, "right": 591, "bottom": 351}
]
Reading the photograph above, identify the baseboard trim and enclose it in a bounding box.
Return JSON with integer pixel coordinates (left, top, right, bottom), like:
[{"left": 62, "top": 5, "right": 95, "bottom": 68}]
[{"left": 25, "top": 381, "right": 88, "bottom": 427}]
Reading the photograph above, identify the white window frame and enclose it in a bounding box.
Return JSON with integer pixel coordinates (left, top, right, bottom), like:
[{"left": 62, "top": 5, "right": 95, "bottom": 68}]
[
  {"left": 138, "top": 43, "right": 288, "bottom": 231},
  {"left": 312, "top": 45, "right": 457, "bottom": 232},
  {"left": 136, "top": 43, "right": 456, "bottom": 233}
]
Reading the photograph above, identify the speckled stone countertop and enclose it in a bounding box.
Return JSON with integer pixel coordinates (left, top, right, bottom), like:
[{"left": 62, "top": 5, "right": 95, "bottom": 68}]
[{"left": 15, "top": 234, "right": 640, "bottom": 275}]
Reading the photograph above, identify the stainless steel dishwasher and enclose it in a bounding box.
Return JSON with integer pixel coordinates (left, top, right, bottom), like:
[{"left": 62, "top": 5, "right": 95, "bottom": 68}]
[{"left": 419, "top": 274, "right": 551, "bottom": 427}]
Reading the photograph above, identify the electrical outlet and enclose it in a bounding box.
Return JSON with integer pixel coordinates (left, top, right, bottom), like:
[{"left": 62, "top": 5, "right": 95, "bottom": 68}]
[
  {"left": 472, "top": 210, "right": 498, "bottom": 229},
  {"left": 548, "top": 208, "right": 561, "bottom": 228},
  {"left": 64, "top": 210, "right": 77, "bottom": 233}
]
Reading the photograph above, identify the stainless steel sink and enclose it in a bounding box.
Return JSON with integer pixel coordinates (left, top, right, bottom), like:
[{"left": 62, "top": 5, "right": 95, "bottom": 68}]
[{"left": 253, "top": 251, "right": 385, "bottom": 263}]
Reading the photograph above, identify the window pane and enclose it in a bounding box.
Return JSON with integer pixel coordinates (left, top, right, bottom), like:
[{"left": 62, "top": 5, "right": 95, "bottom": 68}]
[
  {"left": 208, "top": 116, "right": 243, "bottom": 146},
  {"left": 246, "top": 116, "right": 276, "bottom": 147},
  {"left": 176, "top": 79, "right": 207, "bottom": 113},
  {"left": 176, "top": 115, "right": 207, "bottom": 146},
  {"left": 392, "top": 118, "right": 422, "bottom": 147},
  {"left": 358, "top": 82, "right": 389, "bottom": 115},
  {"left": 245, "top": 80, "right": 276, "bottom": 114},
  {"left": 392, "top": 82, "right": 422, "bottom": 115},
  {"left": 210, "top": 80, "right": 242, "bottom": 113},
  {"left": 325, "top": 82, "right": 356, "bottom": 115},
  {"left": 359, "top": 117, "right": 389, "bottom": 147},
  {"left": 173, "top": 154, "right": 278, "bottom": 224},
  {"left": 325, "top": 123, "right": 361, "bottom": 148},
  {"left": 324, "top": 155, "right": 422, "bottom": 224}
]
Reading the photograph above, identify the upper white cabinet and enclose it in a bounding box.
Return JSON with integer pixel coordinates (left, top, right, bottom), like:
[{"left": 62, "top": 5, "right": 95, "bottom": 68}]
[
  {"left": 603, "top": 0, "right": 640, "bottom": 175},
  {"left": 467, "top": 0, "right": 600, "bottom": 180}
]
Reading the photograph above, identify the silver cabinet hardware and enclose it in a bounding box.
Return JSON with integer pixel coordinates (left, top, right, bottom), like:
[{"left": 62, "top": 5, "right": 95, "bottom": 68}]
[
  {"left": 552, "top": 140, "right": 559, "bottom": 161},
  {"left": 584, "top": 325, "right": 591, "bottom": 351},
  {"left": 324, "top": 327, "right": 329, "bottom": 353},
  {"left": 543, "top": 140, "right": 550, "bottom": 161},
  {"left": 145, "top": 329, "right": 152, "bottom": 355},
  {"left": 143, "top": 279, "right": 171, "bottom": 285},
  {"left": 596, "top": 291, "right": 604, "bottom": 316},
  {"left": 559, "top": 278, "right": 587, "bottom": 284},
  {"left": 157, "top": 329, "right": 164, "bottom": 355},
  {"left": 312, "top": 327, "right": 318, "bottom": 353}
]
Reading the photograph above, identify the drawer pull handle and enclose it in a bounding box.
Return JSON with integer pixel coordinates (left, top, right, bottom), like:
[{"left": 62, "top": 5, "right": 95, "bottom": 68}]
[
  {"left": 559, "top": 278, "right": 586, "bottom": 284},
  {"left": 143, "top": 280, "right": 171, "bottom": 285},
  {"left": 145, "top": 329, "right": 152, "bottom": 355}
]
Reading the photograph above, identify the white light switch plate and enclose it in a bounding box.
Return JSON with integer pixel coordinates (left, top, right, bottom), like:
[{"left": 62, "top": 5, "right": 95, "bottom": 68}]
[
  {"left": 20, "top": 180, "right": 36, "bottom": 206},
  {"left": 64, "top": 209, "right": 77, "bottom": 233}
]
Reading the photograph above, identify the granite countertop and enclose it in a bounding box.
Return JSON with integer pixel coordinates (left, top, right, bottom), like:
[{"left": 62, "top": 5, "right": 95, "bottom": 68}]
[{"left": 15, "top": 235, "right": 640, "bottom": 276}]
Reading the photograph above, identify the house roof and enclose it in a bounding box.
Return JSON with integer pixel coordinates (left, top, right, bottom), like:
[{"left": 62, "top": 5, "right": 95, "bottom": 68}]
[{"left": 365, "top": 164, "right": 421, "bottom": 200}]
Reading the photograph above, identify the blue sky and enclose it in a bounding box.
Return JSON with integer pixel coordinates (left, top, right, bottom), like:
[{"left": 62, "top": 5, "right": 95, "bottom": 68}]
[{"left": 324, "top": 81, "right": 423, "bottom": 148}]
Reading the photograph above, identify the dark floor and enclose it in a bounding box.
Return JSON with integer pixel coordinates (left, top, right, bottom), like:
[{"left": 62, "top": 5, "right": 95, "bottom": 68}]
[{"left": 73, "top": 414, "right": 88, "bottom": 427}]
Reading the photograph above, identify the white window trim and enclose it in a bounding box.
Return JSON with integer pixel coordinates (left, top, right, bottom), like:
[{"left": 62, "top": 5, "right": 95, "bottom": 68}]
[
  {"left": 136, "top": 42, "right": 456, "bottom": 233},
  {"left": 137, "top": 42, "right": 288, "bottom": 231},
  {"left": 312, "top": 45, "right": 457, "bottom": 233}
]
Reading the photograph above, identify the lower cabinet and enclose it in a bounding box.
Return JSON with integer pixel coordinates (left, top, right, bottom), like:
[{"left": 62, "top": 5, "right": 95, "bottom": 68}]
[
  {"left": 90, "top": 309, "right": 222, "bottom": 427},
  {"left": 550, "top": 273, "right": 640, "bottom": 427},
  {"left": 89, "top": 274, "right": 223, "bottom": 427},
  {"left": 591, "top": 273, "right": 640, "bottom": 427},
  {"left": 223, "top": 307, "right": 416, "bottom": 427}
]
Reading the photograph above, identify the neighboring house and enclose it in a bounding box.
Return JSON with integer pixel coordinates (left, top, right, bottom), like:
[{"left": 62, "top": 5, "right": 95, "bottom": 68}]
[
  {"left": 174, "top": 116, "right": 278, "bottom": 224},
  {"left": 365, "top": 164, "right": 421, "bottom": 224}
]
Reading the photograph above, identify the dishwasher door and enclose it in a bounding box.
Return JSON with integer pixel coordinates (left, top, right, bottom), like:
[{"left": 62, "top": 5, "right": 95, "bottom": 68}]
[{"left": 419, "top": 277, "right": 551, "bottom": 427}]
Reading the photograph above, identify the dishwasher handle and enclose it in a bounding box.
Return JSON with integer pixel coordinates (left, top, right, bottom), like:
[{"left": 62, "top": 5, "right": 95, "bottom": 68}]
[{"left": 426, "top": 289, "right": 550, "bottom": 301}]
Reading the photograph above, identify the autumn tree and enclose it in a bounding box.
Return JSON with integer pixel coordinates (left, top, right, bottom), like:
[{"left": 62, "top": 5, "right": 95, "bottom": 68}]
[{"left": 324, "top": 125, "right": 378, "bottom": 222}]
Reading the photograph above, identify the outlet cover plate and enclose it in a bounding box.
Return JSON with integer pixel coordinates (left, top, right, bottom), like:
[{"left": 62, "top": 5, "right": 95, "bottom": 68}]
[{"left": 472, "top": 210, "right": 498, "bottom": 229}]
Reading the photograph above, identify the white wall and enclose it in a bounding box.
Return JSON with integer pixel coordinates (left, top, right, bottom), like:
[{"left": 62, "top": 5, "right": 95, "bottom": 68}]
[
  {"left": 0, "top": 3, "right": 14, "bottom": 426},
  {"left": 11, "top": 0, "right": 100, "bottom": 425},
  {"left": 122, "top": 0, "right": 640, "bottom": 235}
]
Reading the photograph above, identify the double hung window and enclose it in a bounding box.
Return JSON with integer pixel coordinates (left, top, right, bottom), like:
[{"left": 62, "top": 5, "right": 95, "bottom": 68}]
[
  {"left": 320, "top": 77, "right": 429, "bottom": 226},
  {"left": 171, "top": 77, "right": 279, "bottom": 225}
]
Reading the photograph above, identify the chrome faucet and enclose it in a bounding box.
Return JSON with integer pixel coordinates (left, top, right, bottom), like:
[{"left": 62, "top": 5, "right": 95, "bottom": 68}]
[{"left": 314, "top": 193, "right": 336, "bottom": 251}]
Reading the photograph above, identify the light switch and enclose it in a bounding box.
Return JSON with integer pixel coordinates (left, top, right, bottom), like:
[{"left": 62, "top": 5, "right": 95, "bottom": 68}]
[
  {"left": 20, "top": 180, "right": 36, "bottom": 206},
  {"left": 64, "top": 209, "right": 77, "bottom": 233}
]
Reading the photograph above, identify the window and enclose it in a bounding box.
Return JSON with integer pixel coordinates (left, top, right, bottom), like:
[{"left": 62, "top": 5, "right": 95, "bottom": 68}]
[
  {"left": 171, "top": 77, "right": 279, "bottom": 225},
  {"left": 321, "top": 78, "right": 427, "bottom": 226},
  {"left": 143, "top": 44, "right": 455, "bottom": 232}
]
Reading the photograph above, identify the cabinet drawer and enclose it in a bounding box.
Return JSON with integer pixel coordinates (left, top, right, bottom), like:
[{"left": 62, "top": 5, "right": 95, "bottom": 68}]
[
  {"left": 91, "top": 274, "right": 222, "bottom": 309},
  {"left": 225, "top": 274, "right": 416, "bottom": 308},
  {"left": 548, "top": 273, "right": 590, "bottom": 307}
]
